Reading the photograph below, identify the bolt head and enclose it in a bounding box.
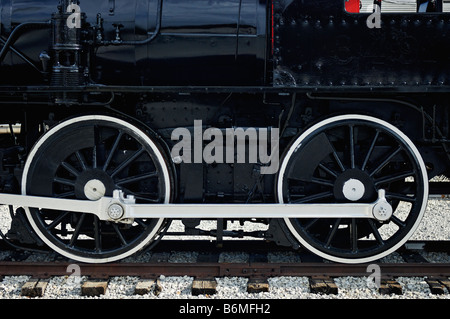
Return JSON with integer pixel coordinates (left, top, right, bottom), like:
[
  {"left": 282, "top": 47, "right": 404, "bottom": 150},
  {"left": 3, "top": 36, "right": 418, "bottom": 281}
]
[
  {"left": 172, "top": 156, "right": 182, "bottom": 164},
  {"left": 108, "top": 203, "right": 124, "bottom": 220},
  {"left": 373, "top": 202, "right": 393, "bottom": 222}
]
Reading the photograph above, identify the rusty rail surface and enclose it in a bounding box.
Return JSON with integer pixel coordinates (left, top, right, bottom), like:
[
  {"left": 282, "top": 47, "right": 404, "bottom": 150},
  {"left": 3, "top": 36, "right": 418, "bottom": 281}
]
[
  {"left": 0, "top": 261, "right": 449, "bottom": 279},
  {"left": 0, "top": 240, "right": 448, "bottom": 279}
]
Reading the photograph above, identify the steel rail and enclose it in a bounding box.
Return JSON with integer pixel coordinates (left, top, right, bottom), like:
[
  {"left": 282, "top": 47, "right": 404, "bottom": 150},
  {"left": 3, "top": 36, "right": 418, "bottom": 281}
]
[
  {"left": 0, "top": 240, "right": 448, "bottom": 279},
  {"left": 0, "top": 261, "right": 449, "bottom": 279}
]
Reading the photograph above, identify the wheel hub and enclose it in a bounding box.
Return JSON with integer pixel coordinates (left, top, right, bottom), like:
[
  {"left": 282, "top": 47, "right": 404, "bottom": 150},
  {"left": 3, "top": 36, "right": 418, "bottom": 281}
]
[
  {"left": 84, "top": 179, "right": 106, "bottom": 201},
  {"left": 342, "top": 178, "right": 365, "bottom": 201},
  {"left": 333, "top": 168, "right": 376, "bottom": 202},
  {"left": 74, "top": 169, "right": 115, "bottom": 200}
]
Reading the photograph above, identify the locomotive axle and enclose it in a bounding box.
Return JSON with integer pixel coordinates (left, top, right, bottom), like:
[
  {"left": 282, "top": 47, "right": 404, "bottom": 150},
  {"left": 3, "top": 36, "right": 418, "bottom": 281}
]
[{"left": 0, "top": 189, "right": 393, "bottom": 222}]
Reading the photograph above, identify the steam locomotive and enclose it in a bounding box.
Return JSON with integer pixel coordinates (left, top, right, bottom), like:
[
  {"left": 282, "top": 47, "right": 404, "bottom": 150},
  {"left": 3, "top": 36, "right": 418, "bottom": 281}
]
[{"left": 0, "top": 0, "right": 448, "bottom": 264}]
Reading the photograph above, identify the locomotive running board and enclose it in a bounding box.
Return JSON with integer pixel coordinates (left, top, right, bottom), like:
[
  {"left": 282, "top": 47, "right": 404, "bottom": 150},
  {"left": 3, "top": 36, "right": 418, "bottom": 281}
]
[{"left": 0, "top": 189, "right": 393, "bottom": 222}]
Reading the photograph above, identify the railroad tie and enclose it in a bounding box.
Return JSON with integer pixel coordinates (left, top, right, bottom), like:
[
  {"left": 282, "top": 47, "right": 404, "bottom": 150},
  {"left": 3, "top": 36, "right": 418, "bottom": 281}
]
[
  {"left": 440, "top": 278, "right": 450, "bottom": 291},
  {"left": 379, "top": 278, "right": 403, "bottom": 295},
  {"left": 191, "top": 278, "right": 217, "bottom": 296},
  {"left": 21, "top": 278, "right": 49, "bottom": 298},
  {"left": 425, "top": 277, "right": 449, "bottom": 295},
  {"left": 134, "top": 278, "right": 157, "bottom": 295},
  {"left": 81, "top": 279, "right": 109, "bottom": 297},
  {"left": 247, "top": 278, "right": 269, "bottom": 293},
  {"left": 309, "top": 276, "right": 338, "bottom": 295}
]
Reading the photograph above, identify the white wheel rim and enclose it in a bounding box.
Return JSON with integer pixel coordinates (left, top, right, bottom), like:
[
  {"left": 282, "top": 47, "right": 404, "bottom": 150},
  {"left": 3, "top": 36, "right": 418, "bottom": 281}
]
[
  {"left": 22, "top": 115, "right": 171, "bottom": 263},
  {"left": 277, "top": 114, "right": 429, "bottom": 264}
]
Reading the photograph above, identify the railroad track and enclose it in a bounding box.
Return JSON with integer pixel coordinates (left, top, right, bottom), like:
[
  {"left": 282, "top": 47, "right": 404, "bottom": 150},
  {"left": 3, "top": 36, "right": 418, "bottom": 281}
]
[{"left": 0, "top": 240, "right": 449, "bottom": 299}]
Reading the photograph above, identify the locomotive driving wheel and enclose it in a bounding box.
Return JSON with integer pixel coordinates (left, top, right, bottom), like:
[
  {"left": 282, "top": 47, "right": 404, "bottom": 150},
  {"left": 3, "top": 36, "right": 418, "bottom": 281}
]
[
  {"left": 277, "top": 114, "right": 428, "bottom": 263},
  {"left": 22, "top": 115, "right": 173, "bottom": 263}
]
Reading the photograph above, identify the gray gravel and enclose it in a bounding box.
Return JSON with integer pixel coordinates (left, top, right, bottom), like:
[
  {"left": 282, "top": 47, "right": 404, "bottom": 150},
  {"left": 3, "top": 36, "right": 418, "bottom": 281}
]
[
  {"left": 0, "top": 199, "right": 449, "bottom": 299},
  {"left": 1, "top": 274, "right": 448, "bottom": 300}
]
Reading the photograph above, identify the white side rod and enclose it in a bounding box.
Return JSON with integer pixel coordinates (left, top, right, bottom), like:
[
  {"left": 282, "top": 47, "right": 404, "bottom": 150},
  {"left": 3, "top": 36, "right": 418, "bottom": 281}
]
[{"left": 0, "top": 189, "right": 392, "bottom": 221}]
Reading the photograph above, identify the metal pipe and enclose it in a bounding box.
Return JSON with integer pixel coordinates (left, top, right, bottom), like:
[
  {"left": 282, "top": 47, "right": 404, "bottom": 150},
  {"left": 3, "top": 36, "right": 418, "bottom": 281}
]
[
  {"left": 0, "top": 38, "right": 42, "bottom": 73},
  {"left": 104, "top": 0, "right": 163, "bottom": 46},
  {"left": 0, "top": 22, "right": 51, "bottom": 64},
  {"left": 0, "top": 124, "right": 21, "bottom": 134}
]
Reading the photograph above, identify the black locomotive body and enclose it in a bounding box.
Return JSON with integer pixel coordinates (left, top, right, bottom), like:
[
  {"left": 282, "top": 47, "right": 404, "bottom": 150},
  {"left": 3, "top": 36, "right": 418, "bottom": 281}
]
[{"left": 0, "top": 0, "right": 448, "bottom": 263}]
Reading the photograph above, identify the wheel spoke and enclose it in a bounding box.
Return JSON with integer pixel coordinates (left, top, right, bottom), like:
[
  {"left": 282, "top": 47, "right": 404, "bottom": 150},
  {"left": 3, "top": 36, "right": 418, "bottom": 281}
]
[
  {"left": 75, "top": 151, "right": 87, "bottom": 171},
  {"left": 55, "top": 191, "right": 76, "bottom": 199},
  {"left": 318, "top": 163, "right": 338, "bottom": 178},
  {"left": 374, "top": 171, "right": 416, "bottom": 187},
  {"left": 69, "top": 213, "right": 86, "bottom": 246},
  {"left": 325, "top": 218, "right": 341, "bottom": 247},
  {"left": 92, "top": 145, "right": 98, "bottom": 169},
  {"left": 103, "top": 131, "right": 124, "bottom": 172},
  {"left": 385, "top": 191, "right": 416, "bottom": 203},
  {"left": 93, "top": 125, "right": 100, "bottom": 169},
  {"left": 369, "top": 146, "right": 402, "bottom": 177},
  {"left": 115, "top": 171, "right": 158, "bottom": 186},
  {"left": 332, "top": 150, "right": 346, "bottom": 173},
  {"left": 129, "top": 194, "right": 160, "bottom": 203},
  {"left": 61, "top": 161, "right": 80, "bottom": 178},
  {"left": 324, "top": 133, "right": 346, "bottom": 172},
  {"left": 310, "top": 177, "right": 335, "bottom": 187},
  {"left": 292, "top": 191, "right": 334, "bottom": 204},
  {"left": 349, "top": 124, "right": 355, "bottom": 169},
  {"left": 110, "top": 146, "right": 145, "bottom": 178},
  {"left": 367, "top": 219, "right": 385, "bottom": 246},
  {"left": 303, "top": 218, "right": 319, "bottom": 231},
  {"left": 45, "top": 211, "right": 70, "bottom": 230},
  {"left": 93, "top": 216, "right": 102, "bottom": 252},
  {"left": 112, "top": 223, "right": 128, "bottom": 246},
  {"left": 53, "top": 177, "right": 76, "bottom": 187},
  {"left": 350, "top": 218, "right": 358, "bottom": 253},
  {"left": 390, "top": 215, "right": 407, "bottom": 228},
  {"left": 362, "top": 130, "right": 380, "bottom": 171},
  {"left": 134, "top": 218, "right": 149, "bottom": 230}
]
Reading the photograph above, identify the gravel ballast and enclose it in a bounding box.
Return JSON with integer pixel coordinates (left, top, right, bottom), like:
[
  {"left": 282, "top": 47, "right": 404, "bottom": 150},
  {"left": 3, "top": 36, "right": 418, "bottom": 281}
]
[{"left": 0, "top": 199, "right": 448, "bottom": 300}]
